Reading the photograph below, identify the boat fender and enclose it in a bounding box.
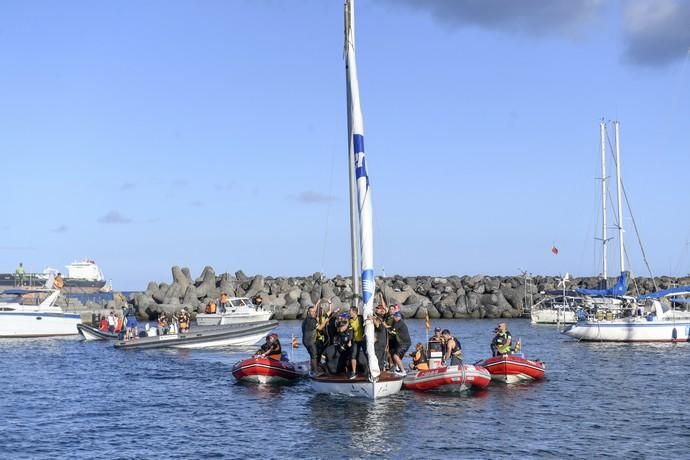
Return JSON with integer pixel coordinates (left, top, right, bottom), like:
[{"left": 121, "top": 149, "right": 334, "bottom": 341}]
[{"left": 672, "top": 328, "right": 678, "bottom": 341}]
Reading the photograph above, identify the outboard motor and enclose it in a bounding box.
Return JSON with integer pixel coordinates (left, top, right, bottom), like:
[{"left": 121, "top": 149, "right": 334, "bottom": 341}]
[{"left": 427, "top": 340, "right": 444, "bottom": 369}]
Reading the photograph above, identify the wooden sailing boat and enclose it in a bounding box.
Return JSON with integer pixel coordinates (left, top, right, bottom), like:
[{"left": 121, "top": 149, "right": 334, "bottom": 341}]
[{"left": 311, "top": 0, "right": 403, "bottom": 399}]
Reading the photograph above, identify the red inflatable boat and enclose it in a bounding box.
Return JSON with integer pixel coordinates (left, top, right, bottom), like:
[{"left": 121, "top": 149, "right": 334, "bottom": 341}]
[
  {"left": 478, "top": 354, "right": 545, "bottom": 383},
  {"left": 232, "top": 357, "right": 309, "bottom": 384}
]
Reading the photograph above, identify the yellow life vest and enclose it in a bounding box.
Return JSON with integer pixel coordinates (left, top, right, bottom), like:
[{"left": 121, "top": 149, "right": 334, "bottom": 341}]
[{"left": 350, "top": 316, "right": 364, "bottom": 342}]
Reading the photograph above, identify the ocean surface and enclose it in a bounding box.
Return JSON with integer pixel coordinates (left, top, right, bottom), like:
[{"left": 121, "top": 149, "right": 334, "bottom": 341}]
[{"left": 3, "top": 318, "right": 689, "bottom": 459}]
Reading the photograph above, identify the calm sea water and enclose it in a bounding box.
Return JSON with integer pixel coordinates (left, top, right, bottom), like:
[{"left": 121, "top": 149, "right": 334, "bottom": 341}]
[{"left": 2, "top": 319, "right": 689, "bottom": 459}]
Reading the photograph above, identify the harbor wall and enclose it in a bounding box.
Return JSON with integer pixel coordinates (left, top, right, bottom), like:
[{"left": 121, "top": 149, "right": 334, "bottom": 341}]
[{"left": 121, "top": 266, "right": 690, "bottom": 320}]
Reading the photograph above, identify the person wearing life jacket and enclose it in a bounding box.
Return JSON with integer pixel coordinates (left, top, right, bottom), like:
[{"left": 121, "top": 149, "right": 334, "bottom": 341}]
[
  {"left": 99, "top": 317, "right": 108, "bottom": 331},
  {"left": 53, "top": 273, "right": 65, "bottom": 290},
  {"left": 256, "top": 333, "right": 282, "bottom": 360},
  {"left": 219, "top": 292, "right": 230, "bottom": 313},
  {"left": 178, "top": 307, "right": 190, "bottom": 333},
  {"left": 158, "top": 311, "right": 169, "bottom": 335},
  {"left": 408, "top": 343, "right": 429, "bottom": 371},
  {"left": 205, "top": 299, "right": 217, "bottom": 314},
  {"left": 348, "top": 305, "right": 365, "bottom": 379},
  {"left": 314, "top": 300, "right": 336, "bottom": 366},
  {"left": 491, "top": 322, "right": 512, "bottom": 356},
  {"left": 442, "top": 329, "right": 464, "bottom": 365}
]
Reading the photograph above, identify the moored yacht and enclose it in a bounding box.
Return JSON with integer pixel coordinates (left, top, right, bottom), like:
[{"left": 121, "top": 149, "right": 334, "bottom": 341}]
[
  {"left": 0, "top": 289, "right": 81, "bottom": 337},
  {"left": 195, "top": 297, "right": 273, "bottom": 326}
]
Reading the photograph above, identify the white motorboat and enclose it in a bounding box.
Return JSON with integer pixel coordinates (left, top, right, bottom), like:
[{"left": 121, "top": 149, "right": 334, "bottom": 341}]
[
  {"left": 530, "top": 295, "right": 580, "bottom": 325},
  {"left": 195, "top": 297, "right": 273, "bottom": 326},
  {"left": 0, "top": 289, "right": 81, "bottom": 337}
]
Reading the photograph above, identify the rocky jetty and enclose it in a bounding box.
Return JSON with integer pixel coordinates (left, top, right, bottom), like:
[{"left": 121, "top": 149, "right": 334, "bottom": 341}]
[{"left": 130, "top": 266, "right": 690, "bottom": 320}]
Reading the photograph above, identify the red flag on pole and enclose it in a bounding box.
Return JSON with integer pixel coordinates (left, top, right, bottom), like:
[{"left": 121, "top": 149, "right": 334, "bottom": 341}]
[{"left": 551, "top": 245, "right": 559, "bottom": 255}]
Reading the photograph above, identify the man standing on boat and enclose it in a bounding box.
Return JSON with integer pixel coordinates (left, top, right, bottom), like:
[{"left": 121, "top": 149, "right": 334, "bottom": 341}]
[
  {"left": 491, "top": 322, "right": 512, "bottom": 356},
  {"left": 302, "top": 304, "right": 319, "bottom": 374},
  {"left": 389, "top": 312, "right": 411, "bottom": 374},
  {"left": 15, "top": 262, "right": 25, "bottom": 287}
]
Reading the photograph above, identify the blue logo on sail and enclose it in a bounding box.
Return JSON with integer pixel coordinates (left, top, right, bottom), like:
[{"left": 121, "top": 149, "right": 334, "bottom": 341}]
[
  {"left": 353, "top": 134, "right": 369, "bottom": 186},
  {"left": 361, "top": 269, "right": 374, "bottom": 304}
]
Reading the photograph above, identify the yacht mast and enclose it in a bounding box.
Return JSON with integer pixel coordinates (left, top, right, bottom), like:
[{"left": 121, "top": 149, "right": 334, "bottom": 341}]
[
  {"left": 614, "top": 120, "right": 625, "bottom": 273},
  {"left": 600, "top": 119, "right": 608, "bottom": 284},
  {"left": 345, "top": 3, "right": 361, "bottom": 305}
]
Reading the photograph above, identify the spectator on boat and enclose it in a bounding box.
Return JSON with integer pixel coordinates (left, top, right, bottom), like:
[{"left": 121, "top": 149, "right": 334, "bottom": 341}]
[
  {"left": 125, "top": 305, "right": 138, "bottom": 340},
  {"left": 107, "top": 311, "right": 116, "bottom": 333},
  {"left": 205, "top": 299, "right": 218, "bottom": 314},
  {"left": 491, "top": 322, "right": 512, "bottom": 356},
  {"left": 255, "top": 333, "right": 282, "bottom": 360},
  {"left": 302, "top": 304, "right": 320, "bottom": 373},
  {"left": 178, "top": 307, "right": 190, "bottom": 333},
  {"left": 253, "top": 294, "right": 264, "bottom": 310},
  {"left": 323, "top": 313, "right": 353, "bottom": 375},
  {"left": 315, "top": 300, "right": 336, "bottom": 364},
  {"left": 348, "top": 305, "right": 365, "bottom": 379},
  {"left": 429, "top": 327, "right": 446, "bottom": 355},
  {"left": 389, "top": 312, "right": 411, "bottom": 374},
  {"left": 99, "top": 316, "right": 108, "bottom": 331},
  {"left": 54, "top": 273, "right": 65, "bottom": 290},
  {"left": 369, "top": 312, "right": 389, "bottom": 370},
  {"left": 15, "top": 262, "right": 25, "bottom": 287},
  {"left": 219, "top": 292, "right": 230, "bottom": 313},
  {"left": 442, "top": 329, "right": 464, "bottom": 366},
  {"left": 408, "top": 343, "right": 429, "bottom": 371},
  {"left": 158, "top": 311, "right": 169, "bottom": 335}
]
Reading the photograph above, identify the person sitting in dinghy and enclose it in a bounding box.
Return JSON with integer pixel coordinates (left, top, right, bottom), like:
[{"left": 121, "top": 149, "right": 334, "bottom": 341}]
[
  {"left": 491, "top": 322, "right": 512, "bottom": 356},
  {"left": 408, "top": 343, "right": 429, "bottom": 371},
  {"left": 255, "top": 333, "right": 283, "bottom": 360}
]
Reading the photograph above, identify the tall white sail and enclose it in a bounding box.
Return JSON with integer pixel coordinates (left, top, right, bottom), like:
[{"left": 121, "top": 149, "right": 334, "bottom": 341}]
[{"left": 345, "top": 0, "right": 379, "bottom": 379}]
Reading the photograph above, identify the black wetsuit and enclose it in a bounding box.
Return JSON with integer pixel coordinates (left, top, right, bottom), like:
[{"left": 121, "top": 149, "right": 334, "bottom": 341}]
[
  {"left": 301, "top": 316, "right": 318, "bottom": 359},
  {"left": 391, "top": 320, "right": 411, "bottom": 358},
  {"left": 324, "top": 328, "right": 353, "bottom": 374}
]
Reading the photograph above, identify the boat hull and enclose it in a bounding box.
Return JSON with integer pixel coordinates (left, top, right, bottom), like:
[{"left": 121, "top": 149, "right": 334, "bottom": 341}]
[
  {"left": 403, "top": 364, "right": 491, "bottom": 393},
  {"left": 232, "top": 357, "right": 309, "bottom": 384},
  {"left": 531, "top": 309, "right": 577, "bottom": 325},
  {"left": 196, "top": 310, "right": 273, "bottom": 326},
  {"left": 0, "top": 311, "right": 81, "bottom": 338},
  {"left": 563, "top": 320, "right": 690, "bottom": 342},
  {"left": 478, "top": 355, "right": 545, "bottom": 383},
  {"left": 77, "top": 323, "right": 119, "bottom": 341},
  {"left": 114, "top": 321, "right": 278, "bottom": 350},
  {"left": 311, "top": 372, "right": 404, "bottom": 399}
]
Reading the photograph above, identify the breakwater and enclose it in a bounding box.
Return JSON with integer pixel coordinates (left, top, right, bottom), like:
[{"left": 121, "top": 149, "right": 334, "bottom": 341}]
[{"left": 129, "top": 266, "right": 690, "bottom": 320}]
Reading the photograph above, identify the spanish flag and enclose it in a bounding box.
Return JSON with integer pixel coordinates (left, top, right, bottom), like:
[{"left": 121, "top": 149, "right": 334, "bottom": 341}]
[
  {"left": 514, "top": 337, "right": 521, "bottom": 353},
  {"left": 425, "top": 309, "right": 431, "bottom": 331},
  {"left": 291, "top": 335, "right": 299, "bottom": 349}
]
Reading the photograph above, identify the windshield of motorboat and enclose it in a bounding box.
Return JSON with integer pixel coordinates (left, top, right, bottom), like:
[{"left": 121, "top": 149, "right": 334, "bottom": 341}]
[
  {"left": 231, "top": 299, "right": 244, "bottom": 307},
  {"left": 0, "top": 293, "right": 24, "bottom": 304}
]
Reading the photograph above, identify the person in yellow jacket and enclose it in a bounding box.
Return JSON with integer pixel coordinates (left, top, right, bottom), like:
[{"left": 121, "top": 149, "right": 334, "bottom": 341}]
[
  {"left": 348, "top": 305, "right": 364, "bottom": 379},
  {"left": 491, "top": 322, "right": 512, "bottom": 356}
]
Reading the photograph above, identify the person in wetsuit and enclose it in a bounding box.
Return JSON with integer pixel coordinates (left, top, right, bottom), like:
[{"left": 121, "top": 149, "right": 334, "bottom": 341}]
[
  {"left": 390, "top": 312, "right": 411, "bottom": 373},
  {"left": 323, "top": 313, "right": 353, "bottom": 375},
  {"left": 302, "top": 304, "right": 319, "bottom": 373},
  {"left": 442, "top": 329, "right": 464, "bottom": 366}
]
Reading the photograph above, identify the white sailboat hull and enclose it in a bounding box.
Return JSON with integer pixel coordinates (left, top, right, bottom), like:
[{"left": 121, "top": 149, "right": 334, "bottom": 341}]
[
  {"left": 311, "top": 376, "right": 403, "bottom": 399},
  {"left": 0, "top": 312, "right": 81, "bottom": 338},
  {"left": 531, "top": 309, "right": 577, "bottom": 325},
  {"left": 563, "top": 319, "right": 690, "bottom": 342}
]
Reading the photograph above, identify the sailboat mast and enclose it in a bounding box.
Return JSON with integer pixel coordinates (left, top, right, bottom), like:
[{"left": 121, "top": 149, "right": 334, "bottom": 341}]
[
  {"left": 614, "top": 120, "right": 625, "bottom": 273},
  {"left": 346, "top": 44, "right": 361, "bottom": 305},
  {"left": 345, "top": 0, "right": 379, "bottom": 378},
  {"left": 600, "top": 119, "right": 608, "bottom": 283}
]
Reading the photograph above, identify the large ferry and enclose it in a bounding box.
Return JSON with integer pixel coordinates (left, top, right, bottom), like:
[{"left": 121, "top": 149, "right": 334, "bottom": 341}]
[{"left": 0, "top": 259, "right": 109, "bottom": 293}]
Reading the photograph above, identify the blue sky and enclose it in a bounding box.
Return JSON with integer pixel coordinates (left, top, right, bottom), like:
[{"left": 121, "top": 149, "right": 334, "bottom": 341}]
[{"left": 1, "top": 0, "right": 689, "bottom": 290}]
